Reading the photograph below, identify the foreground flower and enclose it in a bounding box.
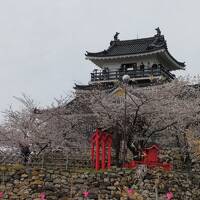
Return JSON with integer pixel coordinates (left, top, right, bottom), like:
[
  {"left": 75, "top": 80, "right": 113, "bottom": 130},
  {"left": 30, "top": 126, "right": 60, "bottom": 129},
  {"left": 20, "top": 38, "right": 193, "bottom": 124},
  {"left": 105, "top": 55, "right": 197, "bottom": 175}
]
[
  {"left": 166, "top": 191, "right": 173, "bottom": 200},
  {"left": 128, "top": 188, "right": 134, "bottom": 194},
  {"left": 0, "top": 192, "right": 3, "bottom": 198},
  {"left": 39, "top": 192, "right": 46, "bottom": 200},
  {"left": 83, "top": 191, "right": 89, "bottom": 198}
]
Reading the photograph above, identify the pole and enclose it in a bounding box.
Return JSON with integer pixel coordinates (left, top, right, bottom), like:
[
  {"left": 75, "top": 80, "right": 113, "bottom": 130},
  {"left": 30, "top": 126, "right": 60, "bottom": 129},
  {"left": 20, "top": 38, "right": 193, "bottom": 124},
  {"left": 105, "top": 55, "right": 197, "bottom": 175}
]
[
  {"left": 122, "top": 84, "right": 127, "bottom": 165},
  {"left": 155, "top": 187, "right": 158, "bottom": 200},
  {"left": 155, "top": 175, "right": 159, "bottom": 200},
  {"left": 122, "top": 74, "right": 130, "bottom": 166}
]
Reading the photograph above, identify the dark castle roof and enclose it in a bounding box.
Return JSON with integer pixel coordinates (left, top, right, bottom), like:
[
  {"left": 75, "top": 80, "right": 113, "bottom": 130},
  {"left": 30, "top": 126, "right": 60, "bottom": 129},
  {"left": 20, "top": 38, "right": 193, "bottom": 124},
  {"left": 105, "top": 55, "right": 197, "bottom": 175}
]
[
  {"left": 86, "top": 35, "right": 167, "bottom": 57},
  {"left": 85, "top": 30, "right": 185, "bottom": 69}
]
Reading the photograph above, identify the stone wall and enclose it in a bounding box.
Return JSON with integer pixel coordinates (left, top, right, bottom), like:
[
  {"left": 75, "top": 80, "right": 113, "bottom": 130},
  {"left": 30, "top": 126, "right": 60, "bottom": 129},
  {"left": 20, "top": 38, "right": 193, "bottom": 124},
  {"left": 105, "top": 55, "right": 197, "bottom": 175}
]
[{"left": 0, "top": 164, "right": 200, "bottom": 200}]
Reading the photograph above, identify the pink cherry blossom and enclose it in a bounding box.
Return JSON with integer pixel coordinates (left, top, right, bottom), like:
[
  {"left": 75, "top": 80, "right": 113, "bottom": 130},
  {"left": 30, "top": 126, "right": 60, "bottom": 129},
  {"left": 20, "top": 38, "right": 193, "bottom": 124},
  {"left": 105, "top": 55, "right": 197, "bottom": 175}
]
[
  {"left": 39, "top": 192, "right": 46, "bottom": 200},
  {"left": 166, "top": 191, "right": 173, "bottom": 200},
  {"left": 128, "top": 188, "right": 134, "bottom": 194},
  {"left": 0, "top": 192, "right": 3, "bottom": 198},
  {"left": 83, "top": 191, "right": 89, "bottom": 198}
]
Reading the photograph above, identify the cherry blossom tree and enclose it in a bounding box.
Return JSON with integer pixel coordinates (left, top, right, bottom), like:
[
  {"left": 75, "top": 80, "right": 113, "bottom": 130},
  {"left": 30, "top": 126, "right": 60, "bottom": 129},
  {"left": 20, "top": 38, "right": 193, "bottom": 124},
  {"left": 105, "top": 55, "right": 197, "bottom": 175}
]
[
  {"left": 0, "top": 94, "right": 88, "bottom": 163},
  {"left": 75, "top": 80, "right": 200, "bottom": 165},
  {"left": 1, "top": 79, "right": 200, "bottom": 167}
]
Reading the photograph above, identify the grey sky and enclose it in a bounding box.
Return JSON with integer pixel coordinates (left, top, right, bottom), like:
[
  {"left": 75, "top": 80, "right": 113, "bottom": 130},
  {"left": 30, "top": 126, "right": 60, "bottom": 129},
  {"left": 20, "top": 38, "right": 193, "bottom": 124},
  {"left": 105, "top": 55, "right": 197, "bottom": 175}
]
[{"left": 0, "top": 0, "right": 199, "bottom": 118}]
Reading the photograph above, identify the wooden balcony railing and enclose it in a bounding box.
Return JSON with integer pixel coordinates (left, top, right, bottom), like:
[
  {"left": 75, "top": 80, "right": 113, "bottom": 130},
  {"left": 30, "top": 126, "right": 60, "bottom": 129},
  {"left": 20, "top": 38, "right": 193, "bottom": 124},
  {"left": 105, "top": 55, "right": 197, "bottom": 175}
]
[{"left": 91, "top": 66, "right": 175, "bottom": 82}]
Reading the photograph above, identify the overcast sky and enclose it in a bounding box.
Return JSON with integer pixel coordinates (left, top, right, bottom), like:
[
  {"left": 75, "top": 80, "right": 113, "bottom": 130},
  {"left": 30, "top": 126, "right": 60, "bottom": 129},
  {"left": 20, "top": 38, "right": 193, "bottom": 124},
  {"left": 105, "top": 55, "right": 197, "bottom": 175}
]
[{"left": 0, "top": 0, "right": 199, "bottom": 119}]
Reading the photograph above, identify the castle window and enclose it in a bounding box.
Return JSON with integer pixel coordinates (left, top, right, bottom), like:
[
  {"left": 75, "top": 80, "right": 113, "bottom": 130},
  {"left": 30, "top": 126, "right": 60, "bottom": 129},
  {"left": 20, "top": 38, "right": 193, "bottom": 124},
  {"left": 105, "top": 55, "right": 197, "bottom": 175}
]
[
  {"left": 140, "top": 63, "right": 145, "bottom": 70},
  {"left": 152, "top": 64, "right": 158, "bottom": 69},
  {"left": 121, "top": 63, "right": 137, "bottom": 72}
]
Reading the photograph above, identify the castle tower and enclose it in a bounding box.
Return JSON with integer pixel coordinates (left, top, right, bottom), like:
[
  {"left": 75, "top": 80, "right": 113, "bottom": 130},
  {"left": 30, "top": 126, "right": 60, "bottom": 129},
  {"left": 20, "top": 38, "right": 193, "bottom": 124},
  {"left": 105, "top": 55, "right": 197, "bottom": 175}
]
[{"left": 75, "top": 28, "right": 185, "bottom": 90}]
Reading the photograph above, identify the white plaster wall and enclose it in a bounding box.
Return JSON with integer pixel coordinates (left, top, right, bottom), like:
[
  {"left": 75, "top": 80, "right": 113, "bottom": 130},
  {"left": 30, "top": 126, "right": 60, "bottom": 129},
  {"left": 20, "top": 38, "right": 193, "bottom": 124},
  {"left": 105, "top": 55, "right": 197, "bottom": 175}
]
[{"left": 92, "top": 55, "right": 161, "bottom": 71}]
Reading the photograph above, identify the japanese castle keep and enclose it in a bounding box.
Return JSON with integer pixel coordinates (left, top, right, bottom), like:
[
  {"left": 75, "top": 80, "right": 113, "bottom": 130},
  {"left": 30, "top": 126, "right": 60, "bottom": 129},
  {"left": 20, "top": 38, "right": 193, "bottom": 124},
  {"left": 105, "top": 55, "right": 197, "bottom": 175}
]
[{"left": 75, "top": 28, "right": 185, "bottom": 90}]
